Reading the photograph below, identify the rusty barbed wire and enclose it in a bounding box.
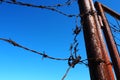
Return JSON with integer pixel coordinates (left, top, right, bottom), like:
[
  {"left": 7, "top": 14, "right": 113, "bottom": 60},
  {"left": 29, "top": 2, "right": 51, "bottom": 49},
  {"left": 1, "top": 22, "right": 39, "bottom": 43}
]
[
  {"left": 46, "top": 0, "right": 77, "bottom": 8},
  {"left": 61, "top": 58, "right": 89, "bottom": 80},
  {"left": 111, "top": 26, "right": 120, "bottom": 33},
  {"left": 115, "top": 18, "right": 120, "bottom": 29},
  {"left": 110, "top": 23, "right": 120, "bottom": 33},
  {"left": 68, "top": 16, "right": 82, "bottom": 67},
  {"left": 61, "top": 57, "right": 111, "bottom": 80},
  {"left": 0, "top": 38, "right": 68, "bottom": 60},
  {"left": 109, "top": 18, "right": 120, "bottom": 33},
  {"left": 0, "top": 38, "right": 106, "bottom": 80},
  {"left": 61, "top": 66, "right": 71, "bottom": 80},
  {"left": 1, "top": 0, "right": 117, "bottom": 80},
  {"left": 113, "top": 35, "right": 120, "bottom": 46},
  {"left": 0, "top": 37, "right": 104, "bottom": 64},
  {"left": 64, "top": 17, "right": 83, "bottom": 80},
  {"left": 0, "top": 0, "right": 78, "bottom": 17},
  {"left": 108, "top": 18, "right": 120, "bottom": 55}
]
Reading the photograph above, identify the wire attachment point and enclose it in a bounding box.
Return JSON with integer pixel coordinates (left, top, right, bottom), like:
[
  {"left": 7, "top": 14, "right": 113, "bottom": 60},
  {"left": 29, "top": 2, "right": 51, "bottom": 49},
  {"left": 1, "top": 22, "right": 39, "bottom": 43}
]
[{"left": 68, "top": 55, "right": 81, "bottom": 68}]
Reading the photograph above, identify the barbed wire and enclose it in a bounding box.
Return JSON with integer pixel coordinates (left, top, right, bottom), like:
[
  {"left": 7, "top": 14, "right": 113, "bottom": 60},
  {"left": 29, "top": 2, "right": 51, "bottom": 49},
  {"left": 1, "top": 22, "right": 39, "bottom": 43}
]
[
  {"left": 0, "top": 1, "right": 116, "bottom": 80},
  {"left": 0, "top": 1, "right": 87, "bottom": 79},
  {"left": 113, "top": 36, "right": 120, "bottom": 46},
  {"left": 0, "top": 0, "right": 78, "bottom": 17},
  {"left": 1, "top": 0, "right": 115, "bottom": 79},
  {"left": 115, "top": 18, "right": 120, "bottom": 29},
  {"left": 108, "top": 19, "right": 120, "bottom": 54},
  {"left": 61, "top": 57, "right": 111, "bottom": 80},
  {"left": 62, "top": 66, "right": 71, "bottom": 80},
  {"left": 0, "top": 37, "right": 90, "bottom": 80},
  {"left": 0, "top": 37, "right": 110, "bottom": 80},
  {"left": 46, "top": 0, "right": 77, "bottom": 8},
  {"left": 68, "top": 15, "right": 82, "bottom": 67},
  {"left": 113, "top": 18, "right": 120, "bottom": 47},
  {"left": 61, "top": 59, "right": 89, "bottom": 80},
  {"left": 109, "top": 22, "right": 120, "bottom": 33},
  {"left": 110, "top": 25, "right": 120, "bottom": 49},
  {"left": 0, "top": 38, "right": 68, "bottom": 60},
  {"left": 0, "top": 37, "right": 90, "bottom": 63},
  {"left": 60, "top": 17, "right": 83, "bottom": 80},
  {"left": 110, "top": 26, "right": 120, "bottom": 33}
]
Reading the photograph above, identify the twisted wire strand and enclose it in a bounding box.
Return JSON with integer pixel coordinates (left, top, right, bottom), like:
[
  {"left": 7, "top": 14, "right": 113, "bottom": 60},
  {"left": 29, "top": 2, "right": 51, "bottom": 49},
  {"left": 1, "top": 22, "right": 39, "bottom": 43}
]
[
  {"left": 61, "top": 66, "right": 71, "bottom": 80},
  {"left": 114, "top": 18, "right": 120, "bottom": 29},
  {"left": 109, "top": 21, "right": 120, "bottom": 32},
  {"left": 1, "top": 0, "right": 78, "bottom": 17},
  {"left": 0, "top": 38, "right": 96, "bottom": 62},
  {"left": 0, "top": 38, "right": 98, "bottom": 80},
  {"left": 0, "top": 38, "right": 68, "bottom": 61},
  {"left": 113, "top": 36, "right": 120, "bottom": 46},
  {"left": 108, "top": 19, "right": 120, "bottom": 49},
  {"left": 46, "top": 0, "right": 77, "bottom": 8}
]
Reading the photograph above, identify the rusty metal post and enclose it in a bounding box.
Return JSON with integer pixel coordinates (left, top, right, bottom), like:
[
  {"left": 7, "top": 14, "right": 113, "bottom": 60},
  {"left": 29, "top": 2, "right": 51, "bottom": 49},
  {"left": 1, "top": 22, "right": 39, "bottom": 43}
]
[
  {"left": 88, "top": 0, "right": 115, "bottom": 79},
  {"left": 101, "top": 4, "right": 120, "bottom": 20},
  {"left": 78, "top": 0, "right": 110, "bottom": 80},
  {"left": 95, "top": 2, "right": 120, "bottom": 80}
]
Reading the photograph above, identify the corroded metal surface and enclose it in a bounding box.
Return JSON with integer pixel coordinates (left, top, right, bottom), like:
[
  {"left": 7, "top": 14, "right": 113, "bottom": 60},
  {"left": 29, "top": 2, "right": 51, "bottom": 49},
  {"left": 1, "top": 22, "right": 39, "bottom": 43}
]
[
  {"left": 78, "top": 0, "right": 111, "bottom": 80},
  {"left": 95, "top": 2, "right": 120, "bottom": 80},
  {"left": 89, "top": 0, "right": 115, "bottom": 79}
]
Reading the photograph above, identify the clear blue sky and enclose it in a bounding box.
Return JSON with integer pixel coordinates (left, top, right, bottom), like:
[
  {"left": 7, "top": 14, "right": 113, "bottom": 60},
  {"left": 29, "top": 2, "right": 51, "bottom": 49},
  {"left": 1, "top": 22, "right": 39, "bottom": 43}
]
[{"left": 0, "top": 0, "right": 120, "bottom": 80}]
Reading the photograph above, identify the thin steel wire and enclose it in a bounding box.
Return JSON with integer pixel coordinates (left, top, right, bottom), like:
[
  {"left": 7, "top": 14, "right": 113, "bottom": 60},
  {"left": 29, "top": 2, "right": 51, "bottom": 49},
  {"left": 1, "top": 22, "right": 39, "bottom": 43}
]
[
  {"left": 61, "top": 66, "right": 71, "bottom": 80},
  {"left": 1, "top": 0, "right": 78, "bottom": 17},
  {"left": 0, "top": 38, "right": 68, "bottom": 60}
]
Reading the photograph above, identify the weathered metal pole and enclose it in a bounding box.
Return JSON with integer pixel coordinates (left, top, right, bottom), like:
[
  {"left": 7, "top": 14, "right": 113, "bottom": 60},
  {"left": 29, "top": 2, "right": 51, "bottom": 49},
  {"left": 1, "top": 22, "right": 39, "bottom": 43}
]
[
  {"left": 95, "top": 2, "right": 120, "bottom": 80},
  {"left": 88, "top": 0, "right": 115, "bottom": 79},
  {"left": 101, "top": 4, "right": 120, "bottom": 20},
  {"left": 78, "top": 0, "right": 110, "bottom": 80}
]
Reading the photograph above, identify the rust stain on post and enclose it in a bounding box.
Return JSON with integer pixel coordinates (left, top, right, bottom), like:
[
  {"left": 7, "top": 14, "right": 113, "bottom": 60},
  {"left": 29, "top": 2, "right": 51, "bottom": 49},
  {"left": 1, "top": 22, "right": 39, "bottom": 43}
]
[
  {"left": 87, "top": 1, "right": 115, "bottom": 79},
  {"left": 78, "top": 0, "right": 111, "bottom": 80},
  {"left": 95, "top": 2, "right": 120, "bottom": 80},
  {"left": 88, "top": 0, "right": 115, "bottom": 79}
]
